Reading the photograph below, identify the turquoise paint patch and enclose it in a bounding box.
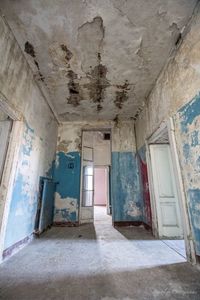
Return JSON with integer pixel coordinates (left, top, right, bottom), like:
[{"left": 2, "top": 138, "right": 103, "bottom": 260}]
[
  {"left": 53, "top": 151, "right": 81, "bottom": 222},
  {"left": 111, "top": 152, "right": 143, "bottom": 222},
  {"left": 182, "top": 143, "right": 190, "bottom": 162},
  {"left": 22, "top": 123, "right": 34, "bottom": 156},
  {"left": 188, "top": 189, "right": 200, "bottom": 255},
  {"left": 54, "top": 152, "right": 81, "bottom": 200},
  {"left": 191, "top": 130, "right": 199, "bottom": 147},
  {"left": 179, "top": 93, "right": 200, "bottom": 133},
  {"left": 4, "top": 173, "right": 38, "bottom": 249},
  {"left": 4, "top": 123, "right": 37, "bottom": 249},
  {"left": 176, "top": 93, "right": 200, "bottom": 256}
]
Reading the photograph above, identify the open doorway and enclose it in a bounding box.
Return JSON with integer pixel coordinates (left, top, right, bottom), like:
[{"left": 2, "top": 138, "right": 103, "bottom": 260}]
[
  {"left": 146, "top": 121, "right": 188, "bottom": 259},
  {"left": 94, "top": 166, "right": 111, "bottom": 224},
  {"left": 79, "top": 130, "right": 111, "bottom": 225}
]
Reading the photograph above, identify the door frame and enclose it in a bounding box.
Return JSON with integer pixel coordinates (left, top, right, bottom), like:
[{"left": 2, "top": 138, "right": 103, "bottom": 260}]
[
  {"left": 0, "top": 92, "right": 23, "bottom": 262},
  {"left": 146, "top": 118, "right": 196, "bottom": 263},
  {"left": 78, "top": 128, "right": 112, "bottom": 224}
]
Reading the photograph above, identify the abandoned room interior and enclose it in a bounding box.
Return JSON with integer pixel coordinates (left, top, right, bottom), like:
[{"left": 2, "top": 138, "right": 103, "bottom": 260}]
[{"left": 1, "top": 0, "right": 200, "bottom": 299}]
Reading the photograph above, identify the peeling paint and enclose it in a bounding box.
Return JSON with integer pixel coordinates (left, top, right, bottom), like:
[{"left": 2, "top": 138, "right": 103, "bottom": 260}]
[
  {"left": 67, "top": 70, "right": 82, "bottom": 107},
  {"left": 1, "top": 1, "right": 197, "bottom": 121},
  {"left": 84, "top": 53, "right": 110, "bottom": 111},
  {"left": 24, "top": 41, "right": 35, "bottom": 58},
  {"left": 179, "top": 93, "right": 200, "bottom": 133},
  {"left": 111, "top": 152, "right": 142, "bottom": 222},
  {"left": 0, "top": 15, "right": 58, "bottom": 257},
  {"left": 114, "top": 81, "right": 130, "bottom": 109},
  {"left": 53, "top": 151, "right": 81, "bottom": 222},
  {"left": 54, "top": 193, "right": 77, "bottom": 223},
  {"left": 60, "top": 44, "right": 73, "bottom": 62},
  {"left": 176, "top": 93, "right": 200, "bottom": 255}
]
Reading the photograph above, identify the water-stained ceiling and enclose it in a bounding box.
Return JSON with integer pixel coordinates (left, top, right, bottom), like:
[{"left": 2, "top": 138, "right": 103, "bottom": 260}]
[{"left": 0, "top": 0, "right": 198, "bottom": 122}]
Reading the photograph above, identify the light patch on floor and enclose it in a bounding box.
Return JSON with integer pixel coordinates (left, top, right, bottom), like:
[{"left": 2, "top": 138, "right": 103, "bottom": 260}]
[
  {"left": 94, "top": 205, "right": 111, "bottom": 224},
  {"left": 0, "top": 206, "right": 199, "bottom": 299}
]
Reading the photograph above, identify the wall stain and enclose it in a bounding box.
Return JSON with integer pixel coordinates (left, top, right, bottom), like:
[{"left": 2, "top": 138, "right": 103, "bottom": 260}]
[
  {"left": 67, "top": 70, "right": 82, "bottom": 107},
  {"left": 84, "top": 53, "right": 109, "bottom": 112},
  {"left": 113, "top": 114, "right": 119, "bottom": 125},
  {"left": 57, "top": 140, "right": 72, "bottom": 153},
  {"left": 60, "top": 44, "right": 73, "bottom": 62},
  {"left": 24, "top": 42, "right": 45, "bottom": 82},
  {"left": 34, "top": 60, "right": 45, "bottom": 82},
  {"left": 114, "top": 81, "right": 130, "bottom": 109},
  {"left": 24, "top": 41, "right": 35, "bottom": 58},
  {"left": 74, "top": 137, "right": 81, "bottom": 152}
]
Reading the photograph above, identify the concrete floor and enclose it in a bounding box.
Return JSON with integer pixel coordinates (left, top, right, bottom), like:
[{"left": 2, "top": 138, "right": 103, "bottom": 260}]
[{"left": 0, "top": 207, "right": 200, "bottom": 300}]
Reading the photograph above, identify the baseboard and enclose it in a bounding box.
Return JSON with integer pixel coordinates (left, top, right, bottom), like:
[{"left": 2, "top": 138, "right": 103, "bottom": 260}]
[
  {"left": 53, "top": 221, "right": 78, "bottom": 227},
  {"left": 143, "top": 223, "right": 152, "bottom": 231},
  {"left": 114, "top": 221, "right": 143, "bottom": 227},
  {"left": 2, "top": 234, "right": 34, "bottom": 261},
  {"left": 114, "top": 221, "right": 152, "bottom": 230}
]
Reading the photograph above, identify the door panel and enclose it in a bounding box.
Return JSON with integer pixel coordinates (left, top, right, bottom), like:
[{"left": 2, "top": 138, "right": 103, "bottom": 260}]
[
  {"left": 80, "top": 132, "right": 94, "bottom": 224},
  {"left": 150, "top": 144, "right": 183, "bottom": 238}
]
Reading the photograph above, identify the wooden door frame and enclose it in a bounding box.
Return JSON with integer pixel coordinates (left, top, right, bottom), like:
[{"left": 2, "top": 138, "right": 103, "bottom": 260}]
[
  {"left": 79, "top": 128, "right": 112, "bottom": 224},
  {"left": 145, "top": 118, "right": 195, "bottom": 263},
  {"left": 167, "top": 118, "right": 196, "bottom": 263},
  {"left": 0, "top": 92, "right": 23, "bottom": 262}
]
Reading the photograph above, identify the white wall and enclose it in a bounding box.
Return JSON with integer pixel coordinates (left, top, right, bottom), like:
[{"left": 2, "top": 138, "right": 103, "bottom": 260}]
[{"left": 94, "top": 168, "right": 107, "bottom": 206}]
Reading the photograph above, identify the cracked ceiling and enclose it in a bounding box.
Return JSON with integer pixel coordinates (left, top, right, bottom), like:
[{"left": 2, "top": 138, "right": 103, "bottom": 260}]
[{"left": 0, "top": 0, "right": 198, "bottom": 122}]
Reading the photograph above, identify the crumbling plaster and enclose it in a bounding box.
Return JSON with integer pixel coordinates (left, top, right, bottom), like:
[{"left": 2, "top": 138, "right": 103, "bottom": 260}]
[
  {"left": 135, "top": 3, "right": 200, "bottom": 256},
  {"left": 54, "top": 120, "right": 142, "bottom": 223},
  {"left": 0, "top": 0, "right": 197, "bottom": 121},
  {"left": 0, "top": 14, "right": 58, "bottom": 255},
  {"left": 135, "top": 3, "right": 200, "bottom": 149}
]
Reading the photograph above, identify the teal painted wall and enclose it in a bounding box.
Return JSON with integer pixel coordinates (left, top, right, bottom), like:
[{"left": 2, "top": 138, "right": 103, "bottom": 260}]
[
  {"left": 176, "top": 93, "right": 200, "bottom": 255},
  {"left": 111, "top": 152, "right": 143, "bottom": 222},
  {"left": 52, "top": 150, "right": 143, "bottom": 223},
  {"left": 53, "top": 151, "right": 81, "bottom": 223}
]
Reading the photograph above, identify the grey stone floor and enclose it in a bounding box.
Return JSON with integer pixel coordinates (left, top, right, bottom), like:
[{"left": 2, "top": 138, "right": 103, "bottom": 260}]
[{"left": 0, "top": 206, "right": 200, "bottom": 300}]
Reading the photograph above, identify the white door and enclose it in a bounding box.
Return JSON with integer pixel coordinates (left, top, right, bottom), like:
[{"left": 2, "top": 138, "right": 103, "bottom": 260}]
[
  {"left": 0, "top": 120, "right": 12, "bottom": 182},
  {"left": 80, "top": 131, "right": 94, "bottom": 224},
  {"left": 150, "top": 144, "right": 183, "bottom": 238}
]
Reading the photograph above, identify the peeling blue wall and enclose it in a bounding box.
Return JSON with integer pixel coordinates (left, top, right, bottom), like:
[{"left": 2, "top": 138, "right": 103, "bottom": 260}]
[
  {"left": 111, "top": 152, "right": 143, "bottom": 222},
  {"left": 53, "top": 151, "right": 81, "bottom": 222},
  {"left": 4, "top": 120, "right": 57, "bottom": 250},
  {"left": 177, "top": 93, "right": 200, "bottom": 255},
  {"left": 0, "top": 15, "right": 58, "bottom": 255},
  {"left": 4, "top": 124, "right": 37, "bottom": 249}
]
